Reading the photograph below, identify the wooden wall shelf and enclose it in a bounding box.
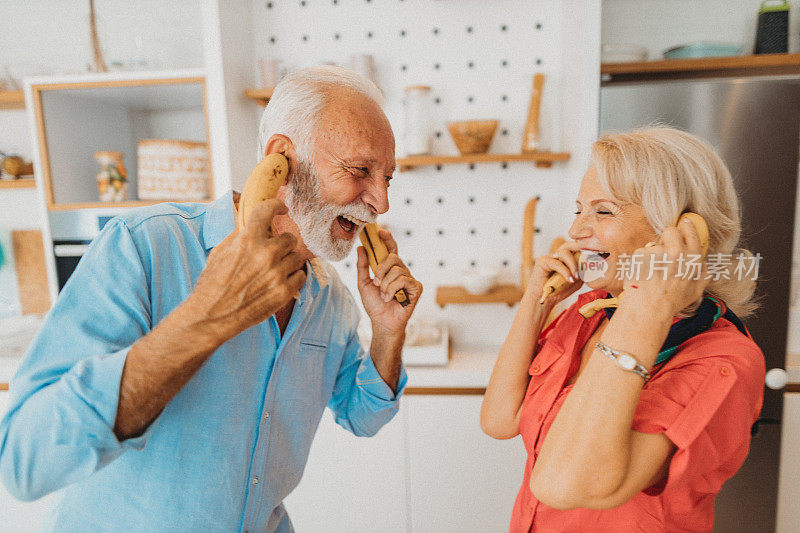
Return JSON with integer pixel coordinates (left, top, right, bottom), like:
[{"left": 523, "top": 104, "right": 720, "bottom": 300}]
[
  {"left": 601, "top": 53, "right": 800, "bottom": 83},
  {"left": 436, "top": 284, "right": 523, "bottom": 308},
  {"left": 0, "top": 178, "right": 36, "bottom": 189},
  {"left": 397, "top": 152, "right": 570, "bottom": 172},
  {"left": 0, "top": 90, "right": 25, "bottom": 110},
  {"left": 46, "top": 198, "right": 210, "bottom": 211},
  {"left": 244, "top": 88, "right": 274, "bottom": 106}
]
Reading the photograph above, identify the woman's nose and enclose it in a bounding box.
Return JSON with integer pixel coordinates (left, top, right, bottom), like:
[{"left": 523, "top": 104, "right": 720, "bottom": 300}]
[{"left": 568, "top": 213, "right": 591, "bottom": 241}]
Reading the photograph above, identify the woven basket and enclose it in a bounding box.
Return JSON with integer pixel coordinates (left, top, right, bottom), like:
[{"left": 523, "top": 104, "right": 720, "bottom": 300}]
[{"left": 137, "top": 139, "right": 210, "bottom": 201}]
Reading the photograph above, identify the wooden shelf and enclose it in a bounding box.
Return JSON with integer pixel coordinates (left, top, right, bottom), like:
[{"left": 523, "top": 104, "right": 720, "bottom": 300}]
[
  {"left": 436, "top": 284, "right": 523, "bottom": 308},
  {"left": 0, "top": 178, "right": 35, "bottom": 189},
  {"left": 46, "top": 198, "right": 210, "bottom": 211},
  {"left": 0, "top": 90, "right": 25, "bottom": 110},
  {"left": 397, "top": 151, "right": 570, "bottom": 172},
  {"left": 244, "top": 88, "right": 274, "bottom": 106},
  {"left": 601, "top": 53, "right": 800, "bottom": 83}
]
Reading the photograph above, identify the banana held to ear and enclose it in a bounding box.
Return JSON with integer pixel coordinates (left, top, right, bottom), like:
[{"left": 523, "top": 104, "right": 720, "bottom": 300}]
[
  {"left": 577, "top": 212, "right": 711, "bottom": 318},
  {"left": 359, "top": 223, "right": 410, "bottom": 307},
  {"left": 539, "top": 251, "right": 583, "bottom": 304},
  {"left": 237, "top": 153, "right": 290, "bottom": 233},
  {"left": 678, "top": 212, "right": 709, "bottom": 254}
]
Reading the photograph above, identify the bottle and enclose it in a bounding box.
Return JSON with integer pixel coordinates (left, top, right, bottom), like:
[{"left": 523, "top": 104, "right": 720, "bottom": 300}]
[{"left": 403, "top": 85, "right": 433, "bottom": 156}]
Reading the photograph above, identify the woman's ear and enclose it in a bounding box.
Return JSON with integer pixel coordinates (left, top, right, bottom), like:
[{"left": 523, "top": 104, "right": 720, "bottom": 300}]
[{"left": 263, "top": 134, "right": 298, "bottom": 181}]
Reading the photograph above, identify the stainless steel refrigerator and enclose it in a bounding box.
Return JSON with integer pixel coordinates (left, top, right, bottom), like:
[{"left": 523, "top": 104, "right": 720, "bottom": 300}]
[{"left": 601, "top": 75, "right": 799, "bottom": 533}]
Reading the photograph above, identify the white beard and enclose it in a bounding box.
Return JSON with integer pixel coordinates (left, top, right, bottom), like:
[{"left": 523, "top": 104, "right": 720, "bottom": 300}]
[{"left": 284, "top": 156, "right": 375, "bottom": 262}]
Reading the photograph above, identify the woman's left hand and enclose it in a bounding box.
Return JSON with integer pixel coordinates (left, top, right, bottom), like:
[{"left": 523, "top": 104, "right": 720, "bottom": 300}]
[{"left": 621, "top": 217, "right": 710, "bottom": 318}]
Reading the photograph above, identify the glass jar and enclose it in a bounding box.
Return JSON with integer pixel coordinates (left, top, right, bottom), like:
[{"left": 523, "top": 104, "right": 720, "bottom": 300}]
[{"left": 403, "top": 85, "right": 432, "bottom": 156}]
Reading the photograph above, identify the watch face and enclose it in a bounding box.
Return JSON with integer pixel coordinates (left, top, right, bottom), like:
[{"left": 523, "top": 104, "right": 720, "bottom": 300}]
[{"left": 618, "top": 354, "right": 636, "bottom": 371}]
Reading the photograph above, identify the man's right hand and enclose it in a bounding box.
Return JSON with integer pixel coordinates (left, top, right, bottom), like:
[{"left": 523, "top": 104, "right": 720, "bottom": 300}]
[{"left": 184, "top": 198, "right": 307, "bottom": 346}]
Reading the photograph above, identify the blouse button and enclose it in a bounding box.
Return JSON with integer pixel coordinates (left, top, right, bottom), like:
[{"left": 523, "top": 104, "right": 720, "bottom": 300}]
[
  {"left": 532, "top": 365, "right": 541, "bottom": 374},
  {"left": 537, "top": 414, "right": 544, "bottom": 422},
  {"left": 720, "top": 366, "right": 730, "bottom": 376}
]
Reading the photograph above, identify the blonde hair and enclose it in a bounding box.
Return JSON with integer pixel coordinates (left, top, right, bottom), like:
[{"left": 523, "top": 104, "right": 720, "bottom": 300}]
[{"left": 591, "top": 125, "right": 759, "bottom": 319}]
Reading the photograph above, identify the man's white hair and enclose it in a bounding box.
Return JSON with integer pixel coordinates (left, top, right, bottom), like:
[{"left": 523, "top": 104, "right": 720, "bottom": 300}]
[{"left": 256, "top": 65, "right": 384, "bottom": 160}]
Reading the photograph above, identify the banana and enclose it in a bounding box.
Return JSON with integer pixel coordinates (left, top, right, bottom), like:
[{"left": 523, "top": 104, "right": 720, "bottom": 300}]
[
  {"left": 577, "top": 212, "right": 711, "bottom": 318},
  {"left": 539, "top": 250, "right": 583, "bottom": 304},
  {"left": 677, "top": 212, "right": 709, "bottom": 255},
  {"left": 520, "top": 196, "right": 538, "bottom": 292},
  {"left": 237, "top": 153, "right": 290, "bottom": 233},
  {"left": 359, "top": 223, "right": 410, "bottom": 307}
]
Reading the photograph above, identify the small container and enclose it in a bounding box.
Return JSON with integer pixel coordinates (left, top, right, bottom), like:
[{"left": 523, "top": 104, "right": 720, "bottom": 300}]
[
  {"left": 461, "top": 268, "right": 499, "bottom": 295},
  {"left": 754, "top": 0, "right": 789, "bottom": 54},
  {"left": 259, "top": 58, "right": 280, "bottom": 89},
  {"left": 94, "top": 151, "right": 127, "bottom": 202},
  {"left": 403, "top": 85, "right": 432, "bottom": 156},
  {"left": 349, "top": 54, "right": 376, "bottom": 84}
]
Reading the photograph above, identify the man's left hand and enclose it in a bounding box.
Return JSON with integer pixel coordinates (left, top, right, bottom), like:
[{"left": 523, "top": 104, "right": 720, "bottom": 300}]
[{"left": 356, "top": 228, "right": 422, "bottom": 338}]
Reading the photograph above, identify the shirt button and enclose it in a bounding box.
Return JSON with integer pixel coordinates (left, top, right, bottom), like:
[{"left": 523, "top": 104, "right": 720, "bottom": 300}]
[
  {"left": 252, "top": 477, "right": 259, "bottom": 485},
  {"left": 537, "top": 414, "right": 544, "bottom": 422},
  {"left": 263, "top": 411, "right": 270, "bottom": 420},
  {"left": 720, "top": 366, "right": 730, "bottom": 376},
  {"left": 532, "top": 365, "right": 541, "bottom": 374}
]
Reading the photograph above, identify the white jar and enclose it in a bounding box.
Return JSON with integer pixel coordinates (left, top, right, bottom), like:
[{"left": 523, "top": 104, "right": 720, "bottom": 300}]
[{"left": 403, "top": 85, "right": 432, "bottom": 156}]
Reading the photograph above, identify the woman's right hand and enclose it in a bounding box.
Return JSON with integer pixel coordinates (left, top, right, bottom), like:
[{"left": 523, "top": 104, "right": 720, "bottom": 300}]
[{"left": 526, "top": 241, "right": 584, "bottom": 307}]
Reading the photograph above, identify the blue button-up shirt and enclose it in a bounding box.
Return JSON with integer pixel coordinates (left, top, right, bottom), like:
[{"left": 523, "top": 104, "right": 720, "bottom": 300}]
[{"left": 0, "top": 193, "right": 406, "bottom": 532}]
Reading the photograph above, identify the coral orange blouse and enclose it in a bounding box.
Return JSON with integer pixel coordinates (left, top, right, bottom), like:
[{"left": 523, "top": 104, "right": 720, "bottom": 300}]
[{"left": 510, "top": 289, "right": 765, "bottom": 533}]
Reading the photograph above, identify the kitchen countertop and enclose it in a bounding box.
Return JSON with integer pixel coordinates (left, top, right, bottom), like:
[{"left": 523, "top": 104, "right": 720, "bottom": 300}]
[
  {"left": 0, "top": 345, "right": 501, "bottom": 391},
  {"left": 4, "top": 349, "right": 800, "bottom": 394}
]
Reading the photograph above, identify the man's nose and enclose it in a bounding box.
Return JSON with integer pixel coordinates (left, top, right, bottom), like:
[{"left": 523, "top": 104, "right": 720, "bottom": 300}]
[{"left": 362, "top": 178, "right": 389, "bottom": 215}]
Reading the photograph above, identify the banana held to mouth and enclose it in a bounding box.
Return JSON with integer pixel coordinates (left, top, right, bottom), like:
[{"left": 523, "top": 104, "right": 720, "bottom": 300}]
[{"left": 359, "top": 223, "right": 410, "bottom": 307}]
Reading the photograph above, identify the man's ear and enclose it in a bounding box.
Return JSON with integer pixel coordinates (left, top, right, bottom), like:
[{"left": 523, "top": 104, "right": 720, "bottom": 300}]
[{"left": 263, "top": 134, "right": 298, "bottom": 182}]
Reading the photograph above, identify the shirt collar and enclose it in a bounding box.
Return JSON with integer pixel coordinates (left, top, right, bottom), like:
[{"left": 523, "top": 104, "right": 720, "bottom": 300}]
[
  {"left": 202, "top": 191, "right": 328, "bottom": 304},
  {"left": 202, "top": 192, "right": 236, "bottom": 251}
]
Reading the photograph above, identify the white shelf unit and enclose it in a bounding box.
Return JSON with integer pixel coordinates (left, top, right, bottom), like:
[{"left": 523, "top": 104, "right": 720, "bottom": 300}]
[
  {"left": 28, "top": 71, "right": 210, "bottom": 210},
  {"left": 23, "top": 70, "right": 209, "bottom": 303}
]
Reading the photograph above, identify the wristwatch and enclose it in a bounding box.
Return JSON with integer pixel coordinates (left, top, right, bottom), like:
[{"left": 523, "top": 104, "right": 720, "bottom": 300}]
[{"left": 595, "top": 341, "right": 651, "bottom": 381}]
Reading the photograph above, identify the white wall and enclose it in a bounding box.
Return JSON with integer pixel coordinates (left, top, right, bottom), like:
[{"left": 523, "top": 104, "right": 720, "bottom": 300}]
[
  {"left": 0, "top": 0, "right": 204, "bottom": 314},
  {"left": 0, "top": 0, "right": 204, "bottom": 75},
  {"left": 244, "top": 0, "right": 601, "bottom": 348},
  {"left": 602, "top": 0, "right": 800, "bottom": 60}
]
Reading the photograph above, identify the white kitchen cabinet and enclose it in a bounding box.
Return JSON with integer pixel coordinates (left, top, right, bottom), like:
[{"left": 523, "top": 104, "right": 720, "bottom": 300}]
[
  {"left": 0, "top": 390, "right": 63, "bottom": 532},
  {"left": 777, "top": 392, "right": 800, "bottom": 533},
  {"left": 406, "top": 395, "right": 527, "bottom": 533},
  {"left": 283, "top": 394, "right": 530, "bottom": 533},
  {"left": 284, "top": 407, "right": 408, "bottom": 533}
]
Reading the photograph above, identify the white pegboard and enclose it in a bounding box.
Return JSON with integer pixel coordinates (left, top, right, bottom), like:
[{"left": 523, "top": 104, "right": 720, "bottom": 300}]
[{"left": 250, "top": 0, "right": 586, "bottom": 346}]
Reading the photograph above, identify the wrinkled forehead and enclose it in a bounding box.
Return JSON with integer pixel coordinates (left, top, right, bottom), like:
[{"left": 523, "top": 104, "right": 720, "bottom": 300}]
[
  {"left": 576, "top": 165, "right": 618, "bottom": 203},
  {"left": 314, "top": 88, "right": 395, "bottom": 154}
]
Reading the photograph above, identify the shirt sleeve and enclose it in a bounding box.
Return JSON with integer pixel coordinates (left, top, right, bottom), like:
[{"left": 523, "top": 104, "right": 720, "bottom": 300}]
[
  {"left": 632, "top": 352, "right": 763, "bottom": 495},
  {"left": 326, "top": 314, "right": 407, "bottom": 438},
  {"left": 0, "top": 218, "right": 156, "bottom": 501}
]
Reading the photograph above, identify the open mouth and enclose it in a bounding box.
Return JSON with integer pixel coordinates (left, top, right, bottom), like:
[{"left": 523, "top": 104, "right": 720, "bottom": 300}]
[
  {"left": 336, "top": 214, "right": 365, "bottom": 236},
  {"left": 581, "top": 249, "right": 611, "bottom": 259}
]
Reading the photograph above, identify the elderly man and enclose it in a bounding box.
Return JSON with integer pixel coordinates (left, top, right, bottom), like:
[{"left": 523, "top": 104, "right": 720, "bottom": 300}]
[{"left": 0, "top": 66, "right": 422, "bottom": 532}]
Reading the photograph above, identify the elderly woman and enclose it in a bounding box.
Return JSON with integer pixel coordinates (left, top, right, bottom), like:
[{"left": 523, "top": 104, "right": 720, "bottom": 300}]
[{"left": 481, "top": 126, "right": 765, "bottom": 532}]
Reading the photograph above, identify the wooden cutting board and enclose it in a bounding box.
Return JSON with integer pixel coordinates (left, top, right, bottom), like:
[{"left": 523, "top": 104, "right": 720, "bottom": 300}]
[{"left": 11, "top": 230, "right": 51, "bottom": 314}]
